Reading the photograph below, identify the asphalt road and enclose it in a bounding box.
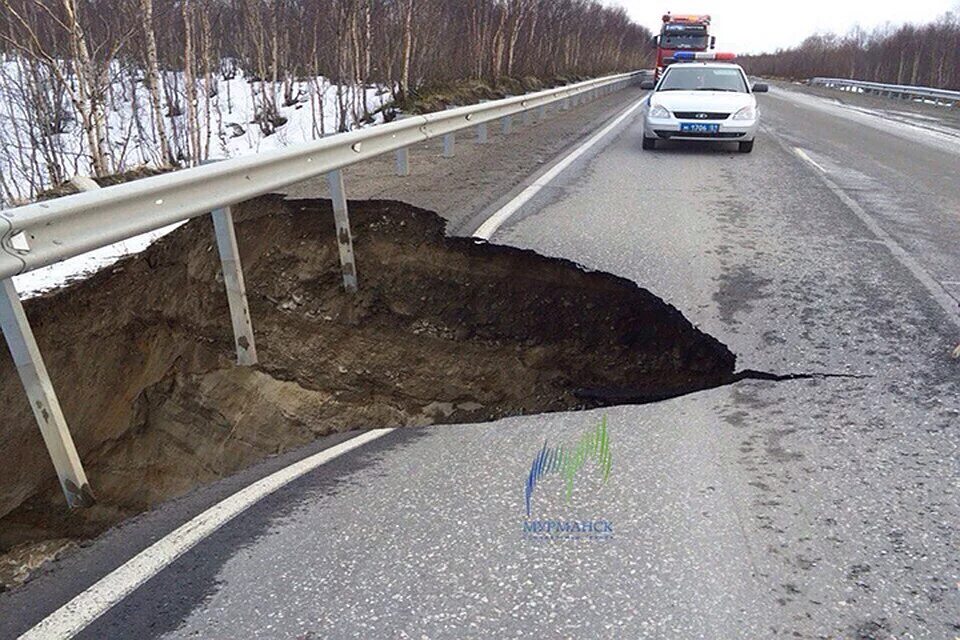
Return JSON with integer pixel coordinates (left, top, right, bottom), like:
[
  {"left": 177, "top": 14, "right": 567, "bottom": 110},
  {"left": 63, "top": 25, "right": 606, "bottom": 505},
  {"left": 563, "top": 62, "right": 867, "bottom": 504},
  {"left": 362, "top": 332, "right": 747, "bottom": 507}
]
[{"left": 3, "top": 85, "right": 959, "bottom": 639}]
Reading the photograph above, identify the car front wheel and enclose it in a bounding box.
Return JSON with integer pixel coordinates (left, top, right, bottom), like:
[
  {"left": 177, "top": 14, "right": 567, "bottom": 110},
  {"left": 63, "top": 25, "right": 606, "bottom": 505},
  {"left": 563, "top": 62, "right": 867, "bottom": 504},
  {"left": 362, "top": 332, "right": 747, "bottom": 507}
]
[
  {"left": 738, "top": 140, "right": 754, "bottom": 153},
  {"left": 642, "top": 136, "right": 656, "bottom": 150}
]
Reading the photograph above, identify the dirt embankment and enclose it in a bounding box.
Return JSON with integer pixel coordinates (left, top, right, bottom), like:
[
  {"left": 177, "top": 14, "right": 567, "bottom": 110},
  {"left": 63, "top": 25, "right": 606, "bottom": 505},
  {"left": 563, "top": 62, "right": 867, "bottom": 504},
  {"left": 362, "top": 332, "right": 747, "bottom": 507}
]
[
  {"left": 0, "top": 197, "right": 735, "bottom": 584},
  {"left": 390, "top": 75, "right": 587, "bottom": 115}
]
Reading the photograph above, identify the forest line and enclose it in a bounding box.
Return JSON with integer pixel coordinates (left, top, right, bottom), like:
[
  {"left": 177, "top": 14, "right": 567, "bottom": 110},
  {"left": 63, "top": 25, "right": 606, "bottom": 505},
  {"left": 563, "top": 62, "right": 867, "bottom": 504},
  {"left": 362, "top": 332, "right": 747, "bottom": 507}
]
[{"left": 0, "top": 0, "right": 652, "bottom": 206}]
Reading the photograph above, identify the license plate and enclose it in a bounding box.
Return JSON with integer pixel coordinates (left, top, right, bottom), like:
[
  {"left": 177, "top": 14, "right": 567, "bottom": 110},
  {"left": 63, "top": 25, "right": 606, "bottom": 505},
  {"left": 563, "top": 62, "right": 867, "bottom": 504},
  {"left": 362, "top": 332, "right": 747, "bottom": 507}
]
[{"left": 680, "top": 122, "right": 720, "bottom": 133}]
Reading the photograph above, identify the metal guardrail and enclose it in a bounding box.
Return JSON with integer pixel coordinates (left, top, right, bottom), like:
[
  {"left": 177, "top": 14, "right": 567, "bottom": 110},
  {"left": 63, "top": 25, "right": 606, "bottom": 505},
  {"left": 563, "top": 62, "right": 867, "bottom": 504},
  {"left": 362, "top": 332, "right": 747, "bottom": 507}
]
[
  {"left": 809, "top": 77, "right": 960, "bottom": 105},
  {"left": 0, "top": 70, "right": 644, "bottom": 508}
]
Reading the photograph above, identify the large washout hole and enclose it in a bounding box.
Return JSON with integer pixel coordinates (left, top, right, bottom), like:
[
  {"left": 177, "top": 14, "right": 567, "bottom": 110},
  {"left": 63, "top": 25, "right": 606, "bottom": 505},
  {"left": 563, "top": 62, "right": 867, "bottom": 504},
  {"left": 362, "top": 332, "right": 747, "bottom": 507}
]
[{"left": 0, "top": 196, "right": 736, "bottom": 587}]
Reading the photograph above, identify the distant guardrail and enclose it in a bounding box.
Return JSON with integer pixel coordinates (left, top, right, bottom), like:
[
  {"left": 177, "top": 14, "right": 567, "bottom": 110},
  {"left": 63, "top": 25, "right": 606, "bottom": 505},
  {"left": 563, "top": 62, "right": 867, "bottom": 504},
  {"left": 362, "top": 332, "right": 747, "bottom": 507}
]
[
  {"left": 809, "top": 77, "right": 960, "bottom": 105},
  {"left": 0, "top": 70, "right": 645, "bottom": 509}
]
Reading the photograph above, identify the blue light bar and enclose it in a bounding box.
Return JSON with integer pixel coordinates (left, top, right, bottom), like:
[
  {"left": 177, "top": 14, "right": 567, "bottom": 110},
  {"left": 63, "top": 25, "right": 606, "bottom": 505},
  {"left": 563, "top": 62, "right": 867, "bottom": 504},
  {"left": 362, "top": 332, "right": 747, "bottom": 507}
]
[{"left": 665, "top": 51, "right": 738, "bottom": 65}]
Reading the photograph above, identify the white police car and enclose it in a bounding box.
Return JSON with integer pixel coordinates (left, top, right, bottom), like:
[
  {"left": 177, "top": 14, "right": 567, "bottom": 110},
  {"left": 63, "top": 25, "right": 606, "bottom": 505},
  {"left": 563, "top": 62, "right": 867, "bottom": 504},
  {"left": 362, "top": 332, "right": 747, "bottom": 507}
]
[{"left": 640, "top": 54, "right": 767, "bottom": 153}]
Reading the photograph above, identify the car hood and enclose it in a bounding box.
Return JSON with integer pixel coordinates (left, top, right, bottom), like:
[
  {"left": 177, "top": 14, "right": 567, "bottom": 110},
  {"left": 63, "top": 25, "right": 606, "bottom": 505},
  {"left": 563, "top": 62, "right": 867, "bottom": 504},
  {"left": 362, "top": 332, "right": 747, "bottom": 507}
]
[{"left": 650, "top": 91, "right": 755, "bottom": 113}]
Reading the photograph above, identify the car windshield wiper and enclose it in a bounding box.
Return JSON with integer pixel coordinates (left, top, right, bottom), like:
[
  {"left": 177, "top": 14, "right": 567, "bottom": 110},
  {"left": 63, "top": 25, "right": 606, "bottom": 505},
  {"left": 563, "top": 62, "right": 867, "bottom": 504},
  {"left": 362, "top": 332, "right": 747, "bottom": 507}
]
[{"left": 694, "top": 88, "right": 741, "bottom": 92}]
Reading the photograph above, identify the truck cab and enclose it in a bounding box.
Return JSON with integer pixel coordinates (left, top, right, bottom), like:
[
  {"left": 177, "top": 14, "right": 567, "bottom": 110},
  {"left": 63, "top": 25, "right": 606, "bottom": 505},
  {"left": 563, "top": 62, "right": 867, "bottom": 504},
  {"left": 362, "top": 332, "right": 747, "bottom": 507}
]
[{"left": 653, "top": 13, "right": 716, "bottom": 80}]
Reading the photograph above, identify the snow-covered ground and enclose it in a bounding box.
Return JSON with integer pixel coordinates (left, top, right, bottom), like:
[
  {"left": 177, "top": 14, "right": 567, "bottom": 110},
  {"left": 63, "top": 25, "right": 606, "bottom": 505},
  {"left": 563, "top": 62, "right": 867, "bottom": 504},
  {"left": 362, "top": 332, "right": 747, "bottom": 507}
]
[
  {"left": 0, "top": 58, "right": 391, "bottom": 201},
  {"left": 0, "top": 57, "right": 392, "bottom": 298},
  {"left": 13, "top": 224, "right": 184, "bottom": 298}
]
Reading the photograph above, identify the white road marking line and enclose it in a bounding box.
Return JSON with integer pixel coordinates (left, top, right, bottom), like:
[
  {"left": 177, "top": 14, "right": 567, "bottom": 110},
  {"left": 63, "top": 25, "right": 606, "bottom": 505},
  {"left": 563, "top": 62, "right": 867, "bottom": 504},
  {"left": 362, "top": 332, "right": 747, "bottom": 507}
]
[
  {"left": 473, "top": 95, "right": 648, "bottom": 240},
  {"left": 20, "top": 428, "right": 395, "bottom": 640},
  {"left": 793, "top": 147, "right": 827, "bottom": 173},
  {"left": 784, "top": 141, "right": 960, "bottom": 333}
]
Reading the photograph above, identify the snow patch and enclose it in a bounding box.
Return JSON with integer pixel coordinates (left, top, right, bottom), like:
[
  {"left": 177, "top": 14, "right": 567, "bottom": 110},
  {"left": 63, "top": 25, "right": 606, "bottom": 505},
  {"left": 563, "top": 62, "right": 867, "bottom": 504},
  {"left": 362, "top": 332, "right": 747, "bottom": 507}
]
[
  {"left": 13, "top": 223, "right": 184, "bottom": 299},
  {"left": 0, "top": 58, "right": 391, "bottom": 205},
  {"left": 0, "top": 57, "right": 393, "bottom": 298}
]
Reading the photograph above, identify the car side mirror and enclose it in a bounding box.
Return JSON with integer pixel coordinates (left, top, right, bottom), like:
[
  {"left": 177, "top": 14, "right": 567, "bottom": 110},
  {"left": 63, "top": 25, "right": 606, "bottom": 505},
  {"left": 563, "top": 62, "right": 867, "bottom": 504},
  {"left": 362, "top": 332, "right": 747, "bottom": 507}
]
[
  {"left": 652, "top": 35, "right": 659, "bottom": 47},
  {"left": 640, "top": 80, "right": 656, "bottom": 90},
  {"left": 710, "top": 35, "right": 716, "bottom": 49},
  {"left": 752, "top": 83, "right": 769, "bottom": 93}
]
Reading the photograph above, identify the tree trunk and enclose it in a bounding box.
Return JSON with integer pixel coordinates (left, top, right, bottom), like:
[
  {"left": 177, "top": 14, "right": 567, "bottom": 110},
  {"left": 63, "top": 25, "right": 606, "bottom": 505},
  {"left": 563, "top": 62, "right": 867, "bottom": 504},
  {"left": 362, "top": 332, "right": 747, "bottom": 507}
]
[
  {"left": 60, "top": 0, "right": 108, "bottom": 175},
  {"left": 139, "top": 0, "right": 172, "bottom": 165},
  {"left": 182, "top": 0, "right": 200, "bottom": 164},
  {"left": 399, "top": 0, "right": 414, "bottom": 98},
  {"left": 201, "top": 8, "right": 213, "bottom": 160}
]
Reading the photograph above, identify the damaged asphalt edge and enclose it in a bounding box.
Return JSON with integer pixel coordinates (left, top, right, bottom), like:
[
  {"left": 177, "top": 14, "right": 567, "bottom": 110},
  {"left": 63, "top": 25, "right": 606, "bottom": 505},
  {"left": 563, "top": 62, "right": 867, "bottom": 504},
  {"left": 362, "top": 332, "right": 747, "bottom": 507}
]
[
  {"left": 0, "top": 197, "right": 734, "bottom": 572},
  {"left": 574, "top": 368, "right": 870, "bottom": 404}
]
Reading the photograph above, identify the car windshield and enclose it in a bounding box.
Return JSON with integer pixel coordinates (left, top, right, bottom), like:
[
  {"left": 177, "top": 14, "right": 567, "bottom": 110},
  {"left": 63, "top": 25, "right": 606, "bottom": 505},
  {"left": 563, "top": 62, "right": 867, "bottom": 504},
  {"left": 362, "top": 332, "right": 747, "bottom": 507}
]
[
  {"left": 661, "top": 33, "right": 708, "bottom": 49},
  {"left": 658, "top": 66, "right": 748, "bottom": 93}
]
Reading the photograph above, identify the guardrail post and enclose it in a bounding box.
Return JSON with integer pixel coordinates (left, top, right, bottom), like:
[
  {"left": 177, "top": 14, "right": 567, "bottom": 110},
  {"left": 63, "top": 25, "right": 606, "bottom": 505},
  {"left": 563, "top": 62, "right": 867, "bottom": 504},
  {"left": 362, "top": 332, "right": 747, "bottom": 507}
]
[
  {"left": 501, "top": 115, "right": 512, "bottom": 135},
  {"left": 443, "top": 133, "right": 455, "bottom": 157},
  {"left": 522, "top": 110, "right": 532, "bottom": 125},
  {"left": 0, "top": 279, "right": 94, "bottom": 508},
  {"left": 538, "top": 105, "right": 546, "bottom": 120},
  {"left": 477, "top": 122, "right": 488, "bottom": 143},
  {"left": 325, "top": 169, "right": 358, "bottom": 292},
  {"left": 395, "top": 148, "right": 409, "bottom": 176},
  {"left": 211, "top": 206, "right": 258, "bottom": 366}
]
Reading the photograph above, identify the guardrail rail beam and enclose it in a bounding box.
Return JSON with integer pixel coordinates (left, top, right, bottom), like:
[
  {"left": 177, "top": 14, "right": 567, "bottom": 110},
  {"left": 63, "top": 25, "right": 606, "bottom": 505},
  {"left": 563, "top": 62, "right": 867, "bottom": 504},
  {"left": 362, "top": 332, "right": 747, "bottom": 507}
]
[
  {"left": 809, "top": 77, "right": 960, "bottom": 107},
  {"left": 0, "top": 278, "right": 94, "bottom": 508}
]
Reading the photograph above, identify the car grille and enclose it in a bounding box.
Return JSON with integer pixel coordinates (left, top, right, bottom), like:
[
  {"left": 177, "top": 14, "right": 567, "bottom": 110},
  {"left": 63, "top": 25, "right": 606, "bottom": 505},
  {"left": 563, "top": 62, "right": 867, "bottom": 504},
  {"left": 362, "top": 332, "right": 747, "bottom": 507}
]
[
  {"left": 672, "top": 112, "right": 731, "bottom": 120},
  {"left": 654, "top": 130, "right": 745, "bottom": 139}
]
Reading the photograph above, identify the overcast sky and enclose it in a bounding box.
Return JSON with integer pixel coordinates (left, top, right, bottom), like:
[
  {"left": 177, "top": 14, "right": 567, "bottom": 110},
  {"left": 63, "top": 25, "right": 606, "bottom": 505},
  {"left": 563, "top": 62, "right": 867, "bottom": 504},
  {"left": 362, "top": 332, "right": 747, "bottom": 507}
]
[{"left": 611, "top": 1, "right": 960, "bottom": 54}]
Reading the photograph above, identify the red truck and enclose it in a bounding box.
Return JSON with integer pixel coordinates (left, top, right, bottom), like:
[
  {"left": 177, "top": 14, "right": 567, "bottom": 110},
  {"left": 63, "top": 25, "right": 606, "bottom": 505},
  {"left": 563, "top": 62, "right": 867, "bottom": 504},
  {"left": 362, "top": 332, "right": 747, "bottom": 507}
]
[{"left": 653, "top": 13, "right": 716, "bottom": 80}]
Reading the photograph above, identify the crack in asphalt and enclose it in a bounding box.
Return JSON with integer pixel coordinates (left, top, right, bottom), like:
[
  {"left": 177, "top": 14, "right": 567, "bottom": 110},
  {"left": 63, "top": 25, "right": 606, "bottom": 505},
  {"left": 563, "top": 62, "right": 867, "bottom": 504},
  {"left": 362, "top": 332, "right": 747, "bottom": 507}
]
[
  {"left": 733, "top": 369, "right": 873, "bottom": 382},
  {"left": 575, "top": 368, "right": 872, "bottom": 405}
]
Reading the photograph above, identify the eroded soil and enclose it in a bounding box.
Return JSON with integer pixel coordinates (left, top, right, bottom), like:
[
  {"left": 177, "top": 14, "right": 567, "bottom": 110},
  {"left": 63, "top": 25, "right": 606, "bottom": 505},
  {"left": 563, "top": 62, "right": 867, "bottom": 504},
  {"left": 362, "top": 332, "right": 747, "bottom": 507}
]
[{"left": 0, "top": 197, "right": 735, "bottom": 587}]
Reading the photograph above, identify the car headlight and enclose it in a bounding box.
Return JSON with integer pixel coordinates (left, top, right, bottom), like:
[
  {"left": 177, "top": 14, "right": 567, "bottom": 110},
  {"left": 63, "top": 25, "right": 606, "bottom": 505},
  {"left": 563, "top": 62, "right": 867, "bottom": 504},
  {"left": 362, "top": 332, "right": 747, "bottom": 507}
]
[
  {"left": 732, "top": 105, "right": 757, "bottom": 121},
  {"left": 649, "top": 104, "right": 671, "bottom": 119}
]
